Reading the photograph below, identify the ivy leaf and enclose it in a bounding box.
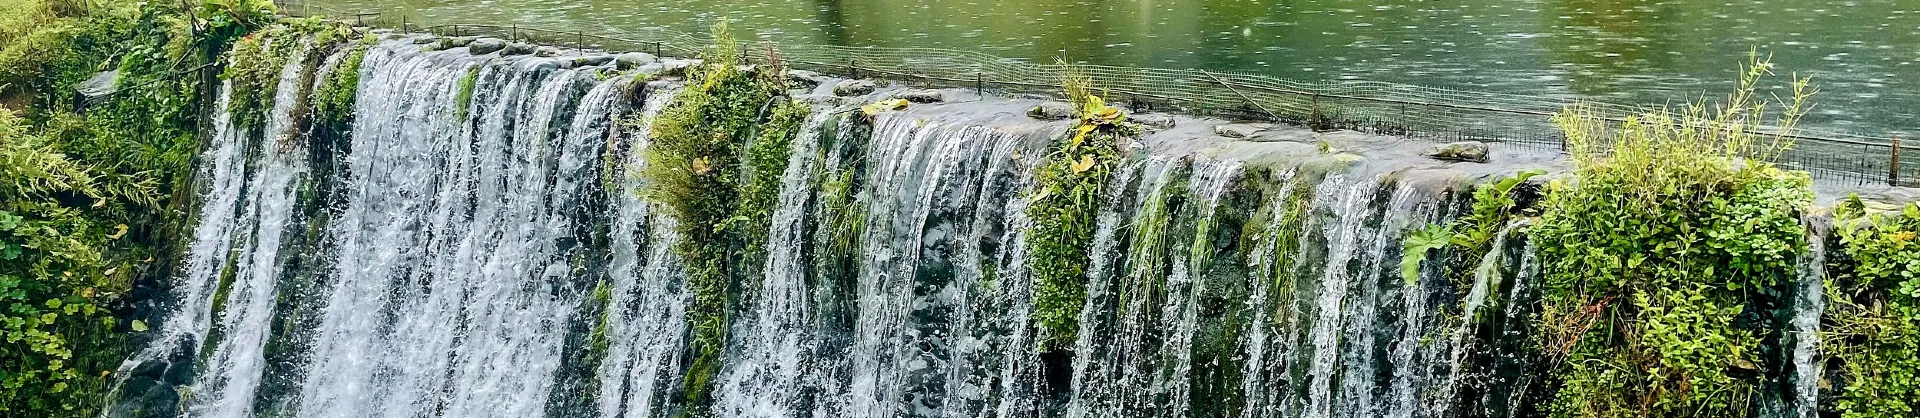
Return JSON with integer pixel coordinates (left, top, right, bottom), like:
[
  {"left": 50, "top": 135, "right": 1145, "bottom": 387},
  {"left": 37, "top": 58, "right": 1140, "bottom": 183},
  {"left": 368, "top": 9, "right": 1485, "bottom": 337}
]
[{"left": 1401, "top": 224, "right": 1454, "bottom": 286}]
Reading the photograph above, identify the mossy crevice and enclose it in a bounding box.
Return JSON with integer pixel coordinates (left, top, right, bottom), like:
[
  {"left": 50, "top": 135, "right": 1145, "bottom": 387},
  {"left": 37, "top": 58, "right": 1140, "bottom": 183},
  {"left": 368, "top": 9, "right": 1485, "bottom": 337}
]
[{"left": 636, "top": 23, "right": 807, "bottom": 417}]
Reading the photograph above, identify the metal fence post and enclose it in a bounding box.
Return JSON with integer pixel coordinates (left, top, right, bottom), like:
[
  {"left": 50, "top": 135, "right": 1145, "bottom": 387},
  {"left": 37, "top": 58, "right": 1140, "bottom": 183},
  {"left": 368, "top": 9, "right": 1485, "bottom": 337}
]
[{"left": 1892, "top": 136, "right": 1903, "bottom": 186}]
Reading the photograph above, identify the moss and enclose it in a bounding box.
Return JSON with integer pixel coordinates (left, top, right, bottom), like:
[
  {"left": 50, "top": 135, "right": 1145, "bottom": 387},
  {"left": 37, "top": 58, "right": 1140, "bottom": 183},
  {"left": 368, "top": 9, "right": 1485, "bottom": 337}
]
[
  {"left": 312, "top": 33, "right": 374, "bottom": 132},
  {"left": 453, "top": 66, "right": 478, "bottom": 121}
]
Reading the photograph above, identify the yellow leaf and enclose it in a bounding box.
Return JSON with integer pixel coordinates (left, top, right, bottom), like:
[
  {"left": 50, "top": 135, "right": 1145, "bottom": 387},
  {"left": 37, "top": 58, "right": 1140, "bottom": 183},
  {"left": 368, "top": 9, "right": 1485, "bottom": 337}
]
[
  {"left": 107, "top": 224, "right": 128, "bottom": 240},
  {"left": 861, "top": 98, "right": 910, "bottom": 116},
  {"left": 131, "top": 320, "right": 148, "bottom": 332},
  {"left": 1070, "top": 155, "right": 1096, "bottom": 173},
  {"left": 104, "top": 267, "right": 117, "bottom": 277},
  {"left": 691, "top": 157, "right": 712, "bottom": 175}
]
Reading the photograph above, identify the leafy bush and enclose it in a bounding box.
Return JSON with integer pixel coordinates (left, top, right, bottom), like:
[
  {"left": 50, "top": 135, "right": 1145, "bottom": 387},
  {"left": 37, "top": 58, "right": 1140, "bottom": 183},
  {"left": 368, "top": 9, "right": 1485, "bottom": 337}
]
[
  {"left": 0, "top": 1, "right": 279, "bottom": 415},
  {"left": 1530, "top": 54, "right": 1815, "bottom": 417},
  {"left": 0, "top": 107, "right": 144, "bottom": 415},
  {"left": 1824, "top": 198, "right": 1920, "bottom": 418}
]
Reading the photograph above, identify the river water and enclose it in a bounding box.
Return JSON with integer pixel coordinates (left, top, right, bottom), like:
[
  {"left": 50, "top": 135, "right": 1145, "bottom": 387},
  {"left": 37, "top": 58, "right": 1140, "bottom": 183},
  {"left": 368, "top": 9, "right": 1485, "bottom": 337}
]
[{"left": 314, "top": 0, "right": 1917, "bottom": 136}]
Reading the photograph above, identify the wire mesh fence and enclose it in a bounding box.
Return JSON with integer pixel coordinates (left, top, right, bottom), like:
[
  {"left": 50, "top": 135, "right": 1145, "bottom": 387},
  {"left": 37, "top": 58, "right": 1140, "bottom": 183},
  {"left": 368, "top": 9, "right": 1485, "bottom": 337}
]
[{"left": 276, "top": 0, "right": 1917, "bottom": 188}]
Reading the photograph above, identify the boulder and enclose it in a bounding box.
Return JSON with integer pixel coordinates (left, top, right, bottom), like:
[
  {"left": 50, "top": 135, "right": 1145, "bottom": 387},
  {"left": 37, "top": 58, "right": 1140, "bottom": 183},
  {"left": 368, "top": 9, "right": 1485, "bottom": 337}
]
[
  {"left": 1426, "top": 141, "right": 1490, "bottom": 163},
  {"left": 468, "top": 38, "right": 507, "bottom": 55},
  {"left": 432, "top": 36, "right": 475, "bottom": 50},
  {"left": 535, "top": 46, "right": 563, "bottom": 57},
  {"left": 615, "top": 52, "right": 659, "bottom": 70},
  {"left": 1027, "top": 101, "right": 1076, "bottom": 120},
  {"left": 785, "top": 69, "right": 827, "bottom": 90},
  {"left": 502, "top": 42, "right": 537, "bottom": 56},
  {"left": 892, "top": 89, "right": 945, "bottom": 103},
  {"left": 832, "top": 79, "right": 876, "bottom": 97},
  {"left": 1214, "top": 123, "right": 1268, "bottom": 139},
  {"left": 1132, "top": 113, "right": 1176, "bottom": 130},
  {"left": 411, "top": 37, "right": 437, "bottom": 44}
]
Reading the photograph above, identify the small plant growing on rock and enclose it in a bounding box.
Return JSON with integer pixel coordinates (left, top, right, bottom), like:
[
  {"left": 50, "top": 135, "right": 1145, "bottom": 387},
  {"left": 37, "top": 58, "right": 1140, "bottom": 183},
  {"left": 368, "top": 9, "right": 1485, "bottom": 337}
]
[{"left": 1027, "top": 59, "right": 1139, "bottom": 350}]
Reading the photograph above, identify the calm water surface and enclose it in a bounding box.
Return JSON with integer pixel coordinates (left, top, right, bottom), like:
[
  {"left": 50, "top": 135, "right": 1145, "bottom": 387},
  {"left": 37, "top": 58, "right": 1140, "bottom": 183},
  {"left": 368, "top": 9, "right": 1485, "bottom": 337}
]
[{"left": 329, "top": 0, "right": 1920, "bottom": 135}]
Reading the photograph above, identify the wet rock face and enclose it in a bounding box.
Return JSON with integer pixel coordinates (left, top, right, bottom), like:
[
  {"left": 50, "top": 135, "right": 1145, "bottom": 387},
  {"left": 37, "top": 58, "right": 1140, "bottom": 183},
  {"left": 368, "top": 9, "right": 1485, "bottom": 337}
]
[
  {"left": 1028, "top": 101, "right": 1076, "bottom": 120},
  {"left": 832, "top": 79, "right": 876, "bottom": 96},
  {"left": 1427, "top": 141, "right": 1490, "bottom": 163}
]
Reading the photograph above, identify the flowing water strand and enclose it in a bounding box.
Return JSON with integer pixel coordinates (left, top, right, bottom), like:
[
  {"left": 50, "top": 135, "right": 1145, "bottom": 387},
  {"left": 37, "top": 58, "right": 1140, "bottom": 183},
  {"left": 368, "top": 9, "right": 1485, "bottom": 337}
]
[
  {"left": 597, "top": 84, "right": 689, "bottom": 418},
  {"left": 292, "top": 44, "right": 471, "bottom": 417},
  {"left": 187, "top": 39, "right": 316, "bottom": 417},
  {"left": 1235, "top": 168, "right": 1299, "bottom": 418},
  {"left": 1064, "top": 156, "right": 1180, "bottom": 417},
  {"left": 1785, "top": 217, "right": 1830, "bottom": 418},
  {"left": 840, "top": 116, "right": 1032, "bottom": 417},
  {"left": 1063, "top": 155, "right": 1153, "bottom": 418},
  {"left": 715, "top": 108, "right": 830, "bottom": 418},
  {"left": 943, "top": 125, "right": 1041, "bottom": 418},
  {"left": 1434, "top": 221, "right": 1525, "bottom": 416},
  {"left": 1159, "top": 159, "right": 1244, "bottom": 417}
]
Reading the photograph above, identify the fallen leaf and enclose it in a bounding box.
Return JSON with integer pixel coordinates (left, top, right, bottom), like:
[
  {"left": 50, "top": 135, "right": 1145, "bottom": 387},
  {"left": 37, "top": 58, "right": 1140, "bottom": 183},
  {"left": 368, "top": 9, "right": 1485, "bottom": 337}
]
[{"left": 1070, "top": 155, "right": 1096, "bottom": 173}]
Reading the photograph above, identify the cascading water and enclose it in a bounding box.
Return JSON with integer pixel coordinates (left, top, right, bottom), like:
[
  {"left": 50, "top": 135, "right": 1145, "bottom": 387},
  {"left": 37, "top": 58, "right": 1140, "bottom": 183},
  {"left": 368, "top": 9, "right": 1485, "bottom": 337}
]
[{"left": 113, "top": 30, "right": 1880, "bottom": 418}]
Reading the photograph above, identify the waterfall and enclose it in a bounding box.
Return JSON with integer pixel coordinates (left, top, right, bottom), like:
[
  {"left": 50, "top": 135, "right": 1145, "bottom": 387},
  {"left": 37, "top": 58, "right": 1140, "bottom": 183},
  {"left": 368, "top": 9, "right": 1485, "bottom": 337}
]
[
  {"left": 119, "top": 31, "right": 1875, "bottom": 418},
  {"left": 187, "top": 39, "right": 317, "bottom": 417},
  {"left": 1783, "top": 217, "right": 1831, "bottom": 418}
]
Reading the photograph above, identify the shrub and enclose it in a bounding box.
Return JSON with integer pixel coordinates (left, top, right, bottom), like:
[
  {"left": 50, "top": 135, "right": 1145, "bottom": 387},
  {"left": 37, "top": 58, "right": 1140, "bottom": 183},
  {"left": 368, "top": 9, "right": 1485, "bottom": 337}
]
[
  {"left": 1824, "top": 198, "right": 1920, "bottom": 418},
  {"left": 1530, "top": 53, "right": 1815, "bottom": 417}
]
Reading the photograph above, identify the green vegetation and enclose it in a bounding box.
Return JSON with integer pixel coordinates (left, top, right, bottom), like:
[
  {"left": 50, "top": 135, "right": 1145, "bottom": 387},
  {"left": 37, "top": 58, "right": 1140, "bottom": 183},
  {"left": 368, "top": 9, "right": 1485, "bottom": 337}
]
[
  {"left": 0, "top": 0, "right": 263, "bottom": 412},
  {"left": 1401, "top": 169, "right": 1543, "bottom": 288},
  {"left": 637, "top": 23, "right": 806, "bottom": 416},
  {"left": 312, "top": 32, "right": 375, "bottom": 131},
  {"left": 1824, "top": 197, "right": 1920, "bottom": 417},
  {"left": 1026, "top": 62, "right": 1139, "bottom": 349},
  {"left": 0, "top": 0, "right": 277, "bottom": 414},
  {"left": 1529, "top": 54, "right": 1814, "bottom": 417},
  {"left": 453, "top": 66, "right": 478, "bottom": 121}
]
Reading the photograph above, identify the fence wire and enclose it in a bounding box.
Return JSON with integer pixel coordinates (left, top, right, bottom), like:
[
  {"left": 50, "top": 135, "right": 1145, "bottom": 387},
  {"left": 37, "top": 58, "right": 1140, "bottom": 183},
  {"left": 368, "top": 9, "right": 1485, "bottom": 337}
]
[{"left": 277, "top": 0, "right": 1917, "bottom": 188}]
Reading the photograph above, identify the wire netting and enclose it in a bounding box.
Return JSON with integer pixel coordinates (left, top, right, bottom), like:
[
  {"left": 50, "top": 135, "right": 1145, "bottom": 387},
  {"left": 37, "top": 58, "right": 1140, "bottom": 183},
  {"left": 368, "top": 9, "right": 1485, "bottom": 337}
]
[{"left": 279, "top": 0, "right": 1915, "bottom": 188}]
